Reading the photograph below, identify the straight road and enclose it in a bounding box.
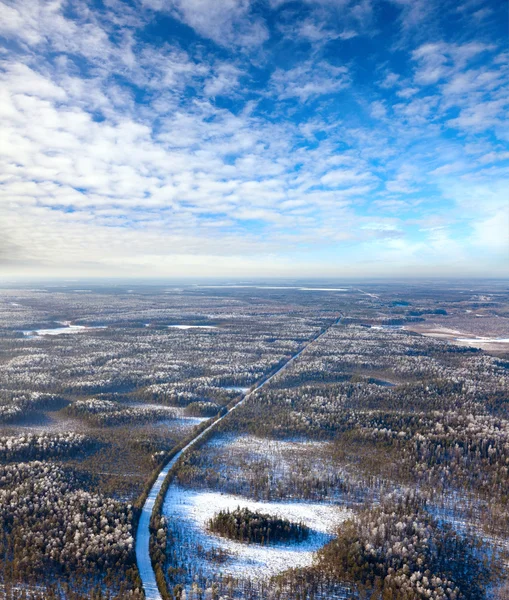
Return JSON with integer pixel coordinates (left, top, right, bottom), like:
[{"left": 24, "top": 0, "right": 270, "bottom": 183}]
[{"left": 135, "top": 316, "right": 341, "bottom": 599}]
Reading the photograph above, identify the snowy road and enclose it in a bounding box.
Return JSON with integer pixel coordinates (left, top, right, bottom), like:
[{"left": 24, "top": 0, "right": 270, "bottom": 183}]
[{"left": 135, "top": 316, "right": 341, "bottom": 600}]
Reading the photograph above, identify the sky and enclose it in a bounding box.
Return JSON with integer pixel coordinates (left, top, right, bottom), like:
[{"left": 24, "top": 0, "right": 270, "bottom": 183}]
[{"left": 0, "top": 0, "right": 508, "bottom": 280}]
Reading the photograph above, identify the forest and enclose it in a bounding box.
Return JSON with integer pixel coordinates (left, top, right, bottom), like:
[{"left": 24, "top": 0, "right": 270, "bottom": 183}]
[
  {"left": 0, "top": 282, "right": 507, "bottom": 599},
  {"left": 208, "top": 507, "right": 309, "bottom": 544}
]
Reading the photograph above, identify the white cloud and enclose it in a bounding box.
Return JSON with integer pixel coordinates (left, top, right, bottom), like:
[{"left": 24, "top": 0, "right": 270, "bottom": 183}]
[
  {"left": 203, "top": 64, "right": 243, "bottom": 98},
  {"left": 472, "top": 210, "right": 509, "bottom": 252},
  {"left": 370, "top": 100, "right": 387, "bottom": 119},
  {"left": 0, "top": 51, "right": 368, "bottom": 275},
  {"left": 270, "top": 61, "right": 349, "bottom": 102},
  {"left": 385, "top": 164, "right": 421, "bottom": 194},
  {"left": 447, "top": 98, "right": 508, "bottom": 133},
  {"left": 379, "top": 72, "right": 400, "bottom": 88},
  {"left": 321, "top": 169, "right": 373, "bottom": 188},
  {"left": 411, "top": 41, "right": 492, "bottom": 86},
  {"left": 151, "top": 0, "right": 269, "bottom": 49},
  {"left": 411, "top": 43, "right": 450, "bottom": 85},
  {"left": 0, "top": 0, "right": 507, "bottom": 278},
  {"left": 389, "top": 0, "right": 432, "bottom": 29},
  {"left": 279, "top": 17, "right": 357, "bottom": 45}
]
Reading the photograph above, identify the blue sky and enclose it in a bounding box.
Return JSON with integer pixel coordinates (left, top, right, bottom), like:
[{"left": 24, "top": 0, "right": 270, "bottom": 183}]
[{"left": 0, "top": 0, "right": 507, "bottom": 278}]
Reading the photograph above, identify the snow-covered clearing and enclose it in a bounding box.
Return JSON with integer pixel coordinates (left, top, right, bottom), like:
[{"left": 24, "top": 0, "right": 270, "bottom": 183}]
[
  {"left": 223, "top": 385, "right": 250, "bottom": 393},
  {"left": 195, "top": 285, "right": 348, "bottom": 292},
  {"left": 132, "top": 405, "right": 208, "bottom": 427},
  {"left": 208, "top": 433, "right": 329, "bottom": 475},
  {"left": 163, "top": 485, "right": 352, "bottom": 580},
  {"left": 21, "top": 325, "right": 107, "bottom": 336},
  {"left": 13, "top": 414, "right": 87, "bottom": 434},
  {"left": 151, "top": 416, "right": 208, "bottom": 434},
  {"left": 168, "top": 325, "right": 218, "bottom": 330},
  {"left": 403, "top": 326, "right": 509, "bottom": 349},
  {"left": 211, "top": 433, "right": 326, "bottom": 452},
  {"left": 298, "top": 287, "right": 348, "bottom": 291},
  {"left": 456, "top": 336, "right": 509, "bottom": 344}
]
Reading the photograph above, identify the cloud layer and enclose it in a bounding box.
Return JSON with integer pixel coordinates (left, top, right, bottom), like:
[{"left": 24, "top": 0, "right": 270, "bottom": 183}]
[{"left": 0, "top": 0, "right": 508, "bottom": 278}]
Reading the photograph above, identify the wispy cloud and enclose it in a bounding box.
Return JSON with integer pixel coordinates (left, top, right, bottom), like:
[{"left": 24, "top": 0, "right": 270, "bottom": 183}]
[
  {"left": 270, "top": 61, "right": 349, "bottom": 102},
  {"left": 146, "top": 0, "right": 269, "bottom": 49}
]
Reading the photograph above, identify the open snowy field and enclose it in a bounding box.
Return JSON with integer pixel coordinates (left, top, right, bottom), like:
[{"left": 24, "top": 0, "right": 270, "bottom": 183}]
[
  {"left": 167, "top": 325, "right": 219, "bottom": 329},
  {"left": 163, "top": 484, "right": 352, "bottom": 580},
  {"left": 148, "top": 416, "right": 208, "bottom": 435},
  {"left": 21, "top": 324, "right": 107, "bottom": 336},
  {"left": 10, "top": 413, "right": 88, "bottom": 434}
]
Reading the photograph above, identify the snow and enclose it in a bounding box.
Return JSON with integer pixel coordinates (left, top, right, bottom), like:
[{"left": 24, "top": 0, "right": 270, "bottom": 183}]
[
  {"left": 223, "top": 385, "right": 250, "bottom": 393},
  {"left": 21, "top": 325, "right": 107, "bottom": 336},
  {"left": 195, "top": 285, "right": 348, "bottom": 292},
  {"left": 154, "top": 416, "right": 208, "bottom": 432},
  {"left": 418, "top": 327, "right": 463, "bottom": 336},
  {"left": 404, "top": 326, "right": 509, "bottom": 346},
  {"left": 163, "top": 485, "right": 352, "bottom": 580},
  {"left": 298, "top": 287, "right": 348, "bottom": 291},
  {"left": 199, "top": 434, "right": 342, "bottom": 503},
  {"left": 128, "top": 405, "right": 208, "bottom": 428},
  {"left": 14, "top": 415, "right": 87, "bottom": 434},
  {"left": 136, "top": 407, "right": 246, "bottom": 599},
  {"left": 135, "top": 322, "right": 339, "bottom": 599},
  {"left": 136, "top": 451, "right": 184, "bottom": 600},
  {"left": 456, "top": 337, "right": 509, "bottom": 344},
  {"left": 168, "top": 325, "right": 218, "bottom": 330},
  {"left": 208, "top": 433, "right": 327, "bottom": 461}
]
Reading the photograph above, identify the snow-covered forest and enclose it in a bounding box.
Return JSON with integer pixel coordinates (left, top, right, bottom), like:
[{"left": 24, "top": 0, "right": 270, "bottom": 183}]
[{"left": 0, "top": 282, "right": 508, "bottom": 599}]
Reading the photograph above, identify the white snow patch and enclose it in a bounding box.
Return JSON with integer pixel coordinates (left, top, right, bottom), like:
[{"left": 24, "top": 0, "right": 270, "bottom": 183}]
[
  {"left": 21, "top": 325, "right": 107, "bottom": 337},
  {"left": 208, "top": 433, "right": 326, "bottom": 456},
  {"left": 195, "top": 285, "right": 348, "bottom": 292},
  {"left": 15, "top": 415, "right": 86, "bottom": 434},
  {"left": 298, "top": 287, "right": 348, "bottom": 292},
  {"left": 456, "top": 337, "right": 509, "bottom": 344},
  {"left": 163, "top": 486, "right": 351, "bottom": 580},
  {"left": 168, "top": 325, "right": 218, "bottom": 330},
  {"left": 154, "top": 417, "right": 208, "bottom": 432},
  {"left": 129, "top": 405, "right": 208, "bottom": 430}
]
